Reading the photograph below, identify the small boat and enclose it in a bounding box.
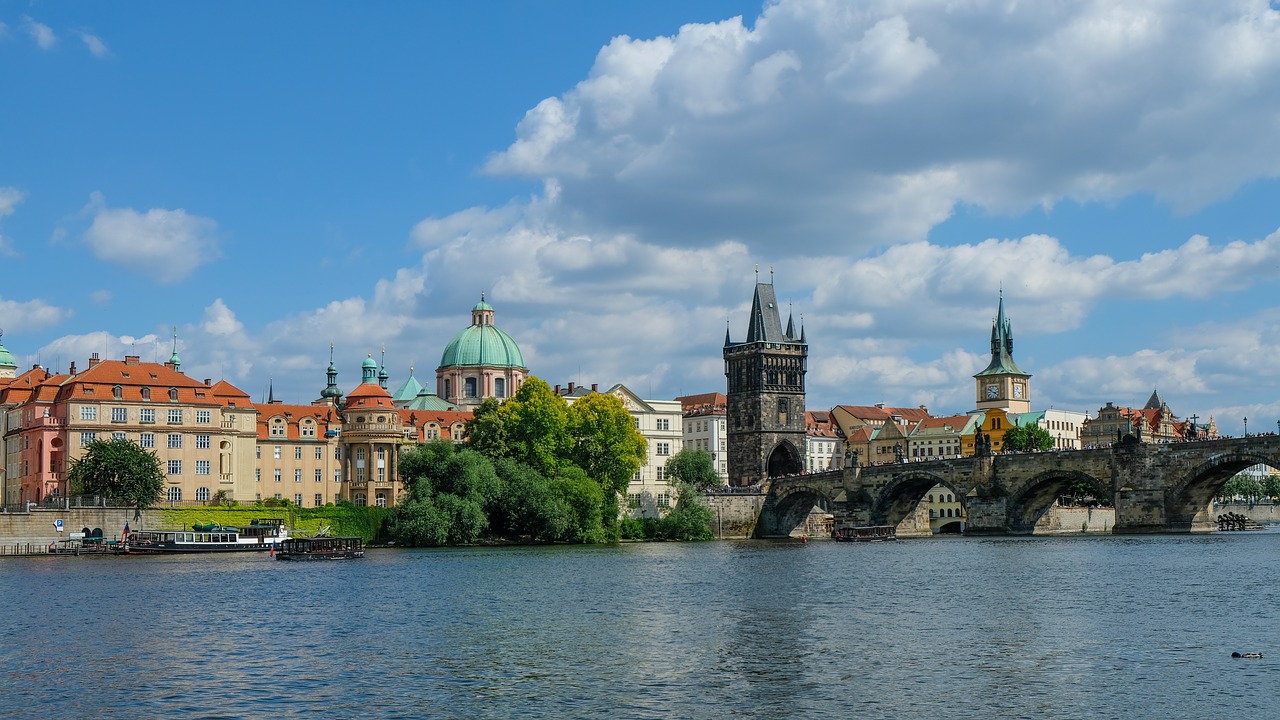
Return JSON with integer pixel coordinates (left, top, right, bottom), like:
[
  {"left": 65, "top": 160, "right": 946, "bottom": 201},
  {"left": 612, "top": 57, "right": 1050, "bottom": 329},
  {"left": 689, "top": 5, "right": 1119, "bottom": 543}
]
[
  {"left": 832, "top": 525, "right": 898, "bottom": 542},
  {"left": 275, "top": 535, "right": 364, "bottom": 561},
  {"left": 125, "top": 519, "right": 288, "bottom": 554}
]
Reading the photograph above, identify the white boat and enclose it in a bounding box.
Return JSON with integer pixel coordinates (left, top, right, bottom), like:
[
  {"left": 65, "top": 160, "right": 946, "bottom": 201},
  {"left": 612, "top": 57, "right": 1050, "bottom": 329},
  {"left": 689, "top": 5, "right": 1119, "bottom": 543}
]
[{"left": 125, "top": 519, "right": 288, "bottom": 554}]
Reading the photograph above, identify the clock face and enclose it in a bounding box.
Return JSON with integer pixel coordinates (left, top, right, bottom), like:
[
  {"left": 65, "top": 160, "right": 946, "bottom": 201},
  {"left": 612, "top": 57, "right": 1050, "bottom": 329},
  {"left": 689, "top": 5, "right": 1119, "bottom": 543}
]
[
  {"left": 986, "top": 384, "right": 999, "bottom": 399},
  {"left": 1013, "top": 384, "right": 1024, "bottom": 399}
]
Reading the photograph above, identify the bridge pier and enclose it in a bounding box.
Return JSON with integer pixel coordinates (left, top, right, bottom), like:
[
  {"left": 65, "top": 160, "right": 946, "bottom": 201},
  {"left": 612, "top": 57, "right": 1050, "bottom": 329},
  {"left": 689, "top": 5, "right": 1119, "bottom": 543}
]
[{"left": 962, "top": 496, "right": 1010, "bottom": 535}]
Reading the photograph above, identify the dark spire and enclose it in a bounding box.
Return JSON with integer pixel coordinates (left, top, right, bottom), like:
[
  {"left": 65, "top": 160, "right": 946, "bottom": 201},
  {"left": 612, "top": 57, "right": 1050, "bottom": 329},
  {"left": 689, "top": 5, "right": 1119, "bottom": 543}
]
[
  {"left": 975, "top": 291, "right": 1027, "bottom": 378},
  {"left": 785, "top": 304, "right": 796, "bottom": 340},
  {"left": 378, "top": 344, "right": 389, "bottom": 389},
  {"left": 745, "top": 282, "right": 788, "bottom": 343},
  {"left": 267, "top": 378, "right": 274, "bottom": 404},
  {"left": 321, "top": 342, "right": 343, "bottom": 401},
  {"left": 724, "top": 321, "right": 732, "bottom": 347}
]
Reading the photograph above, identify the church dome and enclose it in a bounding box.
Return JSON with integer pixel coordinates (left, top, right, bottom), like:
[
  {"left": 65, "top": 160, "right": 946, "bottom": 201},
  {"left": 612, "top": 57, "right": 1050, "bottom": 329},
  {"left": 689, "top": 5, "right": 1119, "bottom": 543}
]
[
  {"left": 438, "top": 295, "right": 526, "bottom": 370},
  {"left": 0, "top": 342, "right": 15, "bottom": 370}
]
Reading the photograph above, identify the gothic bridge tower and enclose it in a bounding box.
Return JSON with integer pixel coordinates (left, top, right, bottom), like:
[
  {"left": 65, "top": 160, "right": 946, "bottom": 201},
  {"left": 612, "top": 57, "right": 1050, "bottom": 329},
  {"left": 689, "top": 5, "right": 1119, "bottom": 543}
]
[{"left": 724, "top": 275, "right": 807, "bottom": 487}]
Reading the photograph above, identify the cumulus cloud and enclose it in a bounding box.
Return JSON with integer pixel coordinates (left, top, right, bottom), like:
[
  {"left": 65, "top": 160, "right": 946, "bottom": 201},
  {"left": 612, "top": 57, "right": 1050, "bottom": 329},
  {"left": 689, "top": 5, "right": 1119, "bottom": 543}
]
[
  {"left": 0, "top": 297, "right": 71, "bottom": 334},
  {"left": 480, "top": 0, "right": 1280, "bottom": 254},
  {"left": 23, "top": 17, "right": 55, "bottom": 49},
  {"left": 81, "top": 193, "right": 220, "bottom": 283}
]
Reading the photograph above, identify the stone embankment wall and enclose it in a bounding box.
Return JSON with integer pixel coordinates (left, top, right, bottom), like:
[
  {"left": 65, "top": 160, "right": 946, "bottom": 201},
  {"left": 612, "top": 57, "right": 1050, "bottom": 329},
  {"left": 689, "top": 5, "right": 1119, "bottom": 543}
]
[
  {"left": 706, "top": 493, "right": 766, "bottom": 538},
  {"left": 1037, "top": 506, "right": 1116, "bottom": 534},
  {"left": 1213, "top": 503, "right": 1280, "bottom": 525},
  {"left": 0, "top": 508, "right": 154, "bottom": 549}
]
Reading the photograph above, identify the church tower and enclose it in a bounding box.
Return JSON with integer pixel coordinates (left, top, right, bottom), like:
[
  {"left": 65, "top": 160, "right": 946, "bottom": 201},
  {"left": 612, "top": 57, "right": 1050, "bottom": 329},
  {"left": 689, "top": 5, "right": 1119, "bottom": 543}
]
[
  {"left": 724, "top": 273, "right": 807, "bottom": 487},
  {"left": 973, "top": 292, "right": 1031, "bottom": 414}
]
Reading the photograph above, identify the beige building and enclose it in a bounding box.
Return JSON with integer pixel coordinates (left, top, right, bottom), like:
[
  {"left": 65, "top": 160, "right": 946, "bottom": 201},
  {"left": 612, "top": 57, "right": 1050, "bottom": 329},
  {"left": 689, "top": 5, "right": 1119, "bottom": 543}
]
[
  {"left": 676, "top": 392, "right": 728, "bottom": 484},
  {"left": 907, "top": 415, "right": 969, "bottom": 461}
]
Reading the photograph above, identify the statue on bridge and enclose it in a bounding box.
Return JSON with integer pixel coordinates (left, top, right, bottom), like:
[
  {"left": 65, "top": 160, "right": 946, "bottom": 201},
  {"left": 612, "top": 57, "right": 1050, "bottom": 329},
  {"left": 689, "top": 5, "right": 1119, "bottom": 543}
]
[{"left": 893, "top": 443, "right": 904, "bottom": 463}]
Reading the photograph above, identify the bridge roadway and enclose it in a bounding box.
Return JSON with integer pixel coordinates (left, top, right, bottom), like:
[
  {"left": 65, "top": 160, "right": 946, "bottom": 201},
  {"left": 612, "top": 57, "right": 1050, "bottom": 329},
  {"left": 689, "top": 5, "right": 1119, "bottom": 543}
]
[{"left": 756, "top": 435, "right": 1280, "bottom": 537}]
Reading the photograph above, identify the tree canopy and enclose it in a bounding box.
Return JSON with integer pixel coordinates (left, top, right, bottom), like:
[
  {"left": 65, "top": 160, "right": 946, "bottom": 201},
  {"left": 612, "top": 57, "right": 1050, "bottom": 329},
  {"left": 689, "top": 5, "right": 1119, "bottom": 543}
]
[
  {"left": 567, "top": 391, "right": 647, "bottom": 496},
  {"left": 665, "top": 449, "right": 720, "bottom": 492},
  {"left": 67, "top": 438, "right": 166, "bottom": 510},
  {"left": 1001, "top": 422, "right": 1055, "bottom": 452}
]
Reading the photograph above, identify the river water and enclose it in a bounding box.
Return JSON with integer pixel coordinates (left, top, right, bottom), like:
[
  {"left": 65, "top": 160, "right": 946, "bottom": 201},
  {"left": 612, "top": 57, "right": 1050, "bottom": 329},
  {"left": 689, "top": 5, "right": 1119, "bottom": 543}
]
[{"left": 1, "top": 532, "right": 1277, "bottom": 719}]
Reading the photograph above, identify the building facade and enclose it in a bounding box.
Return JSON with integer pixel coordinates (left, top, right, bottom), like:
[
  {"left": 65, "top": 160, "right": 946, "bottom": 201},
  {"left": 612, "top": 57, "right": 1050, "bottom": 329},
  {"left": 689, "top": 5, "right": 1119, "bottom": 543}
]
[{"left": 677, "top": 392, "right": 728, "bottom": 484}]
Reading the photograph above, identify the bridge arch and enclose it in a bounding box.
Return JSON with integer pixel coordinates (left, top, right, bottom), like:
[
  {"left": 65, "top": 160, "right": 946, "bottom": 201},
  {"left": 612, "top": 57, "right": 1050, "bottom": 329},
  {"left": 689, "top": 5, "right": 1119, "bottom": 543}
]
[
  {"left": 766, "top": 440, "right": 804, "bottom": 478},
  {"left": 1006, "top": 469, "right": 1112, "bottom": 533},
  {"left": 762, "top": 483, "right": 835, "bottom": 538},
  {"left": 1169, "top": 451, "right": 1279, "bottom": 531},
  {"left": 871, "top": 470, "right": 956, "bottom": 535}
]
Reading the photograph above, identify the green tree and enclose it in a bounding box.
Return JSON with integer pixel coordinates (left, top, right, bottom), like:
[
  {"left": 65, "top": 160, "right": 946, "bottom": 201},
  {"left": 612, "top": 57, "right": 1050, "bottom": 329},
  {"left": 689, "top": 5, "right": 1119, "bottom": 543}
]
[
  {"left": 665, "top": 449, "right": 720, "bottom": 492},
  {"left": 466, "top": 397, "right": 509, "bottom": 459},
  {"left": 498, "top": 377, "right": 573, "bottom": 475},
  {"left": 567, "top": 391, "right": 647, "bottom": 496},
  {"left": 656, "top": 482, "right": 715, "bottom": 541},
  {"left": 550, "top": 465, "right": 607, "bottom": 543},
  {"left": 67, "top": 438, "right": 167, "bottom": 511},
  {"left": 1002, "top": 422, "right": 1055, "bottom": 452}
]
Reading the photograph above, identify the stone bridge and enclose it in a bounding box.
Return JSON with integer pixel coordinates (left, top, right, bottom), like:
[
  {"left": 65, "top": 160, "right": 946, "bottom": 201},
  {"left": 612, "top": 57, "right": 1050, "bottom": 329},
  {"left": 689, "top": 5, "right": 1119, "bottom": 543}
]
[{"left": 752, "top": 436, "right": 1280, "bottom": 537}]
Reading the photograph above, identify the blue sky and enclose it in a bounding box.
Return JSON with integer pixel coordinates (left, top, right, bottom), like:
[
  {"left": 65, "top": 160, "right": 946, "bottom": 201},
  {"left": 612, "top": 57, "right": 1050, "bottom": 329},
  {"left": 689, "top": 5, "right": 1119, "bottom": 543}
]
[{"left": 3, "top": 1, "right": 1280, "bottom": 435}]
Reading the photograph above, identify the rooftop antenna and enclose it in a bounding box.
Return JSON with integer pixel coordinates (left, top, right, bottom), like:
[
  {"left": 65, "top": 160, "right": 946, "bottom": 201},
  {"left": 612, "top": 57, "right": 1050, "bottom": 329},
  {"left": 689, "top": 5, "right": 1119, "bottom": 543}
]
[{"left": 770, "top": 265, "right": 774, "bottom": 284}]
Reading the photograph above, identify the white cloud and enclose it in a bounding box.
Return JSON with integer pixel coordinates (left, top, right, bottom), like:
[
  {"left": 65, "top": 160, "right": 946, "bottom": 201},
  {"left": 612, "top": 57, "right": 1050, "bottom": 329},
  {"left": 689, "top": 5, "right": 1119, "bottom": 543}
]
[
  {"left": 77, "top": 30, "right": 109, "bottom": 58},
  {"left": 0, "top": 297, "right": 71, "bottom": 334},
  {"left": 0, "top": 186, "right": 24, "bottom": 256},
  {"left": 23, "top": 17, "right": 55, "bottom": 50},
  {"left": 479, "top": 0, "right": 1280, "bottom": 254},
  {"left": 82, "top": 193, "right": 220, "bottom": 283}
]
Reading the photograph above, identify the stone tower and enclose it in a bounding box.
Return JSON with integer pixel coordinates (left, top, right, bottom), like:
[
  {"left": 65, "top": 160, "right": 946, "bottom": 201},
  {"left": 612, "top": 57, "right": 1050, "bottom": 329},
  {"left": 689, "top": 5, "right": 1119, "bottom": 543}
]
[{"left": 724, "top": 276, "right": 807, "bottom": 487}]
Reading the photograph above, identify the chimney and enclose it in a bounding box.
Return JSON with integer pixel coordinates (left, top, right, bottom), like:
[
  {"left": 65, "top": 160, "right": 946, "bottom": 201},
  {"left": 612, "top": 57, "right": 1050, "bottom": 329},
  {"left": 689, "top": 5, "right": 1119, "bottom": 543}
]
[
  {"left": 124, "top": 355, "right": 141, "bottom": 366},
  {"left": 88, "top": 353, "right": 101, "bottom": 369},
  {"left": 69, "top": 361, "right": 77, "bottom": 376},
  {"left": 204, "top": 379, "right": 212, "bottom": 386},
  {"left": 568, "top": 382, "right": 576, "bottom": 393},
  {"left": 591, "top": 383, "right": 598, "bottom": 392},
  {"left": 554, "top": 384, "right": 560, "bottom": 395}
]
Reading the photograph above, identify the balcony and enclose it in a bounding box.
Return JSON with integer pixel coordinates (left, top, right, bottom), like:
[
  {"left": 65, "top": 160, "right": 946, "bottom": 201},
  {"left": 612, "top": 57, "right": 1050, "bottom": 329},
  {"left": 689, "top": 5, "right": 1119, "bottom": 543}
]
[
  {"left": 28, "top": 415, "right": 65, "bottom": 428},
  {"left": 219, "top": 474, "right": 235, "bottom": 485},
  {"left": 348, "top": 480, "right": 368, "bottom": 489},
  {"left": 221, "top": 421, "right": 236, "bottom": 430}
]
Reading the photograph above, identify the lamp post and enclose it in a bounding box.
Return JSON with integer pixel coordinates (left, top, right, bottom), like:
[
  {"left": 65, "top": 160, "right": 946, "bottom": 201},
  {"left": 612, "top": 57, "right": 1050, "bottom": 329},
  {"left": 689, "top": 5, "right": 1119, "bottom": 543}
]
[{"left": 1243, "top": 417, "right": 1248, "bottom": 436}]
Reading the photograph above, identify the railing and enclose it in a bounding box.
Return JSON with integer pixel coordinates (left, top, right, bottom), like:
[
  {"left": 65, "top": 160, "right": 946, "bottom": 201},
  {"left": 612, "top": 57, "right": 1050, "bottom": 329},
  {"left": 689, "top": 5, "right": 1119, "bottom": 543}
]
[
  {"left": 27, "top": 415, "right": 65, "bottom": 428},
  {"left": 348, "top": 481, "right": 368, "bottom": 489},
  {"left": 221, "top": 421, "right": 236, "bottom": 429}
]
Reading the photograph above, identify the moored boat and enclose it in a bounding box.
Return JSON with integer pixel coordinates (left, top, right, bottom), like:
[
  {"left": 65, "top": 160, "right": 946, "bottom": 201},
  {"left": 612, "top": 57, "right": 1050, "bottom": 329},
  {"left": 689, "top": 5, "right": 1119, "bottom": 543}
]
[
  {"left": 125, "top": 519, "right": 288, "bottom": 554},
  {"left": 275, "top": 535, "right": 364, "bottom": 560},
  {"left": 832, "top": 525, "right": 898, "bottom": 542}
]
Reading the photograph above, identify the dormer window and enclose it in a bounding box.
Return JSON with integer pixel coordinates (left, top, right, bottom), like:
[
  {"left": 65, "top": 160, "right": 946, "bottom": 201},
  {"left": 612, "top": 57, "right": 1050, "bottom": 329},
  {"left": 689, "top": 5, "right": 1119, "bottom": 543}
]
[
  {"left": 141, "top": 387, "right": 151, "bottom": 401},
  {"left": 112, "top": 385, "right": 123, "bottom": 400},
  {"left": 169, "top": 387, "right": 179, "bottom": 402}
]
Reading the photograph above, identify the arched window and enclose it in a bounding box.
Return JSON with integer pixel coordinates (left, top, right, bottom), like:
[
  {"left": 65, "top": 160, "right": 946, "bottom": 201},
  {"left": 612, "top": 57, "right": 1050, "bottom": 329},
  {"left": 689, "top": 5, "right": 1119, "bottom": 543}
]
[
  {"left": 112, "top": 385, "right": 122, "bottom": 400},
  {"left": 375, "top": 493, "right": 386, "bottom": 508},
  {"left": 167, "top": 486, "right": 182, "bottom": 502},
  {"left": 444, "top": 378, "right": 451, "bottom": 400},
  {"left": 355, "top": 493, "right": 367, "bottom": 507},
  {"left": 495, "top": 378, "right": 506, "bottom": 399},
  {"left": 195, "top": 487, "right": 210, "bottom": 502},
  {"left": 465, "top": 377, "right": 478, "bottom": 398},
  {"left": 141, "top": 387, "right": 151, "bottom": 401},
  {"left": 169, "top": 387, "right": 179, "bottom": 402}
]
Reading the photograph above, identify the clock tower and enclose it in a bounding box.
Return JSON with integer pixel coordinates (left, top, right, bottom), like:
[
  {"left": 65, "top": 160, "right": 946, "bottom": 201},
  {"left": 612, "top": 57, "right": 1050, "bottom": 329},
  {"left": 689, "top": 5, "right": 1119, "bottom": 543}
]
[{"left": 973, "top": 292, "right": 1031, "bottom": 414}]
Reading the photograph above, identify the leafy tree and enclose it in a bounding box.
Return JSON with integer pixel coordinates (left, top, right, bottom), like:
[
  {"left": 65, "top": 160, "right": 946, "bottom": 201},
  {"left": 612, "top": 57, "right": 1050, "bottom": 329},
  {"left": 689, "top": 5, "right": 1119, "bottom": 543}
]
[
  {"left": 567, "top": 391, "right": 647, "bottom": 495},
  {"left": 491, "top": 457, "right": 569, "bottom": 541},
  {"left": 1218, "top": 473, "right": 1265, "bottom": 504},
  {"left": 659, "top": 483, "right": 715, "bottom": 541},
  {"left": 498, "top": 377, "right": 573, "bottom": 476},
  {"left": 67, "top": 438, "right": 166, "bottom": 511},
  {"left": 1002, "top": 422, "right": 1055, "bottom": 452},
  {"left": 665, "top": 449, "right": 720, "bottom": 492},
  {"left": 550, "top": 465, "right": 606, "bottom": 543},
  {"left": 466, "top": 397, "right": 509, "bottom": 459}
]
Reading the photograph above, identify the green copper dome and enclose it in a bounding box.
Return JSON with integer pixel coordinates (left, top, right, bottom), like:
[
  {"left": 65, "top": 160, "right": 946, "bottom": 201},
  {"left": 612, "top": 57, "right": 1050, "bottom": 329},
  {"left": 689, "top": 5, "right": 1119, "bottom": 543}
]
[
  {"left": 439, "top": 324, "right": 526, "bottom": 369},
  {"left": 0, "top": 340, "right": 15, "bottom": 369},
  {"left": 439, "top": 295, "right": 526, "bottom": 370}
]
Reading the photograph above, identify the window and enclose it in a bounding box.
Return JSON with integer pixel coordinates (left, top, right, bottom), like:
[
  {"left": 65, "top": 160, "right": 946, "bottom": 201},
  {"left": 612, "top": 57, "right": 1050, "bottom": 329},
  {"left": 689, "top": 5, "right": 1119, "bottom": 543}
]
[
  {"left": 270, "top": 421, "right": 285, "bottom": 437},
  {"left": 657, "top": 493, "right": 672, "bottom": 508},
  {"left": 168, "top": 388, "right": 179, "bottom": 402},
  {"left": 196, "top": 434, "right": 210, "bottom": 449},
  {"left": 111, "top": 407, "right": 127, "bottom": 423},
  {"left": 273, "top": 446, "right": 281, "bottom": 460},
  {"left": 167, "top": 486, "right": 182, "bottom": 502},
  {"left": 168, "top": 460, "right": 182, "bottom": 475},
  {"left": 495, "top": 378, "right": 506, "bottom": 399},
  {"left": 168, "top": 434, "right": 182, "bottom": 449},
  {"left": 112, "top": 385, "right": 122, "bottom": 400},
  {"left": 295, "top": 469, "right": 302, "bottom": 483},
  {"left": 334, "top": 469, "right": 342, "bottom": 483},
  {"left": 452, "top": 425, "right": 464, "bottom": 441},
  {"left": 112, "top": 432, "right": 126, "bottom": 441},
  {"left": 335, "top": 447, "right": 343, "bottom": 460},
  {"left": 295, "top": 493, "right": 303, "bottom": 506},
  {"left": 465, "top": 377, "right": 477, "bottom": 398},
  {"left": 196, "top": 410, "right": 211, "bottom": 424},
  {"left": 141, "top": 387, "right": 151, "bottom": 401},
  {"left": 80, "top": 432, "right": 97, "bottom": 447},
  {"left": 80, "top": 406, "right": 97, "bottom": 421},
  {"left": 627, "top": 493, "right": 641, "bottom": 509},
  {"left": 444, "top": 378, "right": 451, "bottom": 399},
  {"left": 295, "top": 447, "right": 302, "bottom": 460},
  {"left": 657, "top": 418, "right": 669, "bottom": 431},
  {"left": 140, "top": 408, "right": 155, "bottom": 424},
  {"left": 314, "top": 469, "right": 322, "bottom": 483},
  {"left": 375, "top": 493, "right": 387, "bottom": 508},
  {"left": 255, "top": 446, "right": 261, "bottom": 459},
  {"left": 274, "top": 493, "right": 282, "bottom": 500},
  {"left": 314, "top": 493, "right": 323, "bottom": 507},
  {"left": 656, "top": 467, "right": 665, "bottom": 482},
  {"left": 195, "top": 460, "right": 210, "bottom": 475},
  {"left": 168, "top": 409, "right": 182, "bottom": 424},
  {"left": 274, "top": 469, "right": 282, "bottom": 483},
  {"left": 256, "top": 469, "right": 261, "bottom": 483},
  {"left": 315, "top": 447, "right": 323, "bottom": 460},
  {"left": 195, "top": 487, "right": 210, "bottom": 502},
  {"left": 301, "top": 422, "right": 315, "bottom": 438},
  {"left": 140, "top": 433, "right": 154, "bottom": 449},
  {"left": 355, "top": 493, "right": 367, "bottom": 507},
  {"left": 656, "top": 442, "right": 671, "bottom": 456}
]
